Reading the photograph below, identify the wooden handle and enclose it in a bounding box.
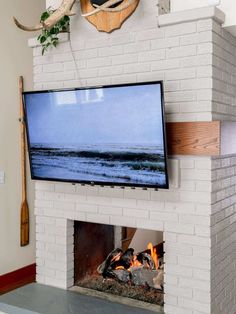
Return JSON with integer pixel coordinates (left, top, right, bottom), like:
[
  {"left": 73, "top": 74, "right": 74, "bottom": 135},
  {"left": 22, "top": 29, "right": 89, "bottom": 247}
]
[
  {"left": 19, "top": 76, "right": 29, "bottom": 246},
  {"left": 19, "top": 76, "right": 27, "bottom": 202}
]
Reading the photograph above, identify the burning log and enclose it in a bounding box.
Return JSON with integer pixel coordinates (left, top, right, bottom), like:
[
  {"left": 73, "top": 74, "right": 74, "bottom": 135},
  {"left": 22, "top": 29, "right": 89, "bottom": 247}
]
[
  {"left": 101, "top": 248, "right": 135, "bottom": 272},
  {"left": 108, "top": 269, "right": 131, "bottom": 283},
  {"left": 153, "top": 266, "right": 164, "bottom": 291},
  {"left": 130, "top": 268, "right": 159, "bottom": 288},
  {"left": 97, "top": 242, "right": 163, "bottom": 290},
  {"left": 97, "top": 248, "right": 123, "bottom": 276},
  {"left": 111, "top": 248, "right": 134, "bottom": 270},
  {"left": 136, "top": 252, "right": 155, "bottom": 270},
  {"left": 97, "top": 248, "right": 131, "bottom": 282}
]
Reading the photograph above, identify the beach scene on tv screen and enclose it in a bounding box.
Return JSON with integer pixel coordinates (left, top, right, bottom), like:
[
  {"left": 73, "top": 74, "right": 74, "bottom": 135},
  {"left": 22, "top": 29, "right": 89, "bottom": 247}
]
[{"left": 25, "top": 83, "right": 167, "bottom": 187}]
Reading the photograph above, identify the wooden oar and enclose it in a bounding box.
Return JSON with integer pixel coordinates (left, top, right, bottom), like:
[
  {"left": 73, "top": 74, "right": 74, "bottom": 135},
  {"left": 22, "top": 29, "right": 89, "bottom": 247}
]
[{"left": 19, "top": 76, "right": 29, "bottom": 246}]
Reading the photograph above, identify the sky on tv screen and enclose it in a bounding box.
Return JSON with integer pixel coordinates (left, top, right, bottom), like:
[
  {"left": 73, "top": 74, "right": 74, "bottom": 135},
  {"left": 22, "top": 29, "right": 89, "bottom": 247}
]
[{"left": 25, "top": 84, "right": 164, "bottom": 146}]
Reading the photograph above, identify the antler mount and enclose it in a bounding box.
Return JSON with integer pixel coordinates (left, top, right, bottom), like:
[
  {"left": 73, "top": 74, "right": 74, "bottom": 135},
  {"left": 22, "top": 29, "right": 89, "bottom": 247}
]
[
  {"left": 14, "top": 0, "right": 76, "bottom": 31},
  {"left": 81, "top": 0, "right": 139, "bottom": 32},
  {"left": 14, "top": 0, "right": 140, "bottom": 33}
]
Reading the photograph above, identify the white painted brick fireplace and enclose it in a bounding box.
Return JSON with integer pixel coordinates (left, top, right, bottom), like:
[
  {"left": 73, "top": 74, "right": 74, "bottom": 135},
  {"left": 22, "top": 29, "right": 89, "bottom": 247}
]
[{"left": 30, "top": 2, "right": 236, "bottom": 313}]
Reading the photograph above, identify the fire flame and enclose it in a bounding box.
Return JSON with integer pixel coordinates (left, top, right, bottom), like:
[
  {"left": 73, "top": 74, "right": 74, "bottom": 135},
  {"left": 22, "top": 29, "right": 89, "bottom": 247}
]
[
  {"left": 130, "top": 255, "right": 143, "bottom": 268},
  {"left": 148, "top": 242, "right": 159, "bottom": 269},
  {"left": 116, "top": 266, "right": 125, "bottom": 270},
  {"left": 114, "top": 242, "right": 159, "bottom": 271}
]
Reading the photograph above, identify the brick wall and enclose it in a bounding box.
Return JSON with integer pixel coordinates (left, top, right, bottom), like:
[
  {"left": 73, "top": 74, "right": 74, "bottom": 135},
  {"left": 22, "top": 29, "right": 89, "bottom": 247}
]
[
  {"left": 34, "top": 155, "right": 212, "bottom": 314},
  {"left": 31, "top": 5, "right": 225, "bottom": 123},
  {"left": 211, "top": 20, "right": 236, "bottom": 120},
  {"left": 211, "top": 156, "right": 236, "bottom": 314},
  {"left": 30, "top": 3, "right": 236, "bottom": 314}
]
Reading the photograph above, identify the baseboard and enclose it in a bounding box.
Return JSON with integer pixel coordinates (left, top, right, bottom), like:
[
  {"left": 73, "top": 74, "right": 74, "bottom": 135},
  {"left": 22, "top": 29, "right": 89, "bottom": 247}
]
[{"left": 0, "top": 264, "right": 36, "bottom": 295}]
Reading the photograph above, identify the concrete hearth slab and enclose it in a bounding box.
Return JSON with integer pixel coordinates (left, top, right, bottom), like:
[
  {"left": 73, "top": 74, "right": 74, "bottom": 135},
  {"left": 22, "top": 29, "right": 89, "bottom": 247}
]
[
  {"left": 0, "top": 302, "right": 38, "bottom": 314},
  {"left": 0, "top": 283, "right": 160, "bottom": 314}
]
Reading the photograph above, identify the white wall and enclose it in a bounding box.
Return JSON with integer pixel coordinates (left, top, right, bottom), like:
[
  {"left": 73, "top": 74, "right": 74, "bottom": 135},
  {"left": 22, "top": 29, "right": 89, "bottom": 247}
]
[
  {"left": 46, "top": 0, "right": 210, "bottom": 11},
  {"left": 46, "top": 0, "right": 236, "bottom": 35},
  {"left": 171, "top": 0, "right": 209, "bottom": 12},
  {"left": 218, "top": 0, "right": 236, "bottom": 35},
  {"left": 46, "top": 0, "right": 58, "bottom": 9},
  {"left": 0, "top": 0, "right": 45, "bottom": 275},
  {"left": 171, "top": 0, "right": 236, "bottom": 31}
]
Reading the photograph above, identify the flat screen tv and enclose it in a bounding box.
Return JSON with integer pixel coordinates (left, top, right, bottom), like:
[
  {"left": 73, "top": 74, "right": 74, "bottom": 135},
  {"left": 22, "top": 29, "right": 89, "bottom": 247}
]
[{"left": 24, "top": 81, "right": 169, "bottom": 189}]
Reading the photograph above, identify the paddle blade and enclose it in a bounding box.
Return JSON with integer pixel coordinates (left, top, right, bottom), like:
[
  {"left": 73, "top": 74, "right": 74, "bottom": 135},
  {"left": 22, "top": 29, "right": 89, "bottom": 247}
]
[{"left": 20, "top": 200, "right": 29, "bottom": 246}]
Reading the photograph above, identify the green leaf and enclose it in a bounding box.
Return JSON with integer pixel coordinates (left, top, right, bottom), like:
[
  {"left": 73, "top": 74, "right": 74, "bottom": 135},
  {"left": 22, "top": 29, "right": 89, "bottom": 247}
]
[
  {"left": 40, "top": 11, "right": 50, "bottom": 22},
  {"left": 64, "top": 15, "right": 70, "bottom": 22},
  {"left": 54, "top": 27, "right": 60, "bottom": 34},
  {"left": 38, "top": 9, "right": 70, "bottom": 55},
  {"left": 42, "top": 46, "right": 47, "bottom": 55},
  {"left": 39, "top": 36, "right": 47, "bottom": 44},
  {"left": 59, "top": 20, "right": 65, "bottom": 28},
  {"left": 53, "top": 36, "right": 59, "bottom": 42},
  {"left": 52, "top": 41, "right": 58, "bottom": 47},
  {"left": 50, "top": 27, "right": 56, "bottom": 35},
  {"left": 45, "top": 29, "right": 50, "bottom": 36}
]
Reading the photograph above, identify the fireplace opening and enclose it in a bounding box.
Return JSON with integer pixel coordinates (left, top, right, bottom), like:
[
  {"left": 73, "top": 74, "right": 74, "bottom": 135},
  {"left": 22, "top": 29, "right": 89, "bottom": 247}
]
[{"left": 74, "top": 221, "right": 164, "bottom": 307}]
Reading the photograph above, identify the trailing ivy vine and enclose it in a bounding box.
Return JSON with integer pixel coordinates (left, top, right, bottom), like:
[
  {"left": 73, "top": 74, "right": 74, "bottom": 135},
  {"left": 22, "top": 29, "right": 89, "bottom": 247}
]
[{"left": 37, "top": 8, "right": 70, "bottom": 55}]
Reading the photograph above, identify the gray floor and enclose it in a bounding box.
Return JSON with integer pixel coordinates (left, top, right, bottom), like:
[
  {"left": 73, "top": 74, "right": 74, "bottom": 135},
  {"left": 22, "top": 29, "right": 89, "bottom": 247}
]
[{"left": 0, "top": 283, "right": 159, "bottom": 314}]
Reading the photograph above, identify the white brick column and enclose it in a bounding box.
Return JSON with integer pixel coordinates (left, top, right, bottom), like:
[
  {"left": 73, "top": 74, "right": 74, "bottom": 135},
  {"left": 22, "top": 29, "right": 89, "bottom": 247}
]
[
  {"left": 36, "top": 215, "right": 74, "bottom": 289},
  {"left": 30, "top": 2, "right": 236, "bottom": 313},
  {"left": 211, "top": 156, "right": 236, "bottom": 314}
]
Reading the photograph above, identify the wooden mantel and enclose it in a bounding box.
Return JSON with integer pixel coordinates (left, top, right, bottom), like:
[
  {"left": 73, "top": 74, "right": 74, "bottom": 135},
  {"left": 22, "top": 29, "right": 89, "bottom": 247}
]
[
  {"left": 166, "top": 121, "right": 236, "bottom": 156},
  {"left": 166, "top": 121, "right": 220, "bottom": 156}
]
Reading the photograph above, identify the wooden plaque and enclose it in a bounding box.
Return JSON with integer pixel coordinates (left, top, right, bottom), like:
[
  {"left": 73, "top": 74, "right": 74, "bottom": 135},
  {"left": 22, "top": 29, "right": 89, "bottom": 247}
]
[{"left": 80, "top": 0, "right": 140, "bottom": 33}]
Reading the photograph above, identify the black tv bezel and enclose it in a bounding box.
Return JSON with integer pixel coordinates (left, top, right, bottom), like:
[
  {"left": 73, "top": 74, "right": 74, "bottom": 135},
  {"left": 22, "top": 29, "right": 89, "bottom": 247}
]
[{"left": 23, "top": 81, "right": 169, "bottom": 189}]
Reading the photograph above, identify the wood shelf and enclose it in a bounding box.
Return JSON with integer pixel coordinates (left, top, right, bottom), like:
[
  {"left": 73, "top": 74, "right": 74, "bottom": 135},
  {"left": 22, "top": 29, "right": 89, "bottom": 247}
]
[{"left": 166, "top": 121, "right": 220, "bottom": 156}]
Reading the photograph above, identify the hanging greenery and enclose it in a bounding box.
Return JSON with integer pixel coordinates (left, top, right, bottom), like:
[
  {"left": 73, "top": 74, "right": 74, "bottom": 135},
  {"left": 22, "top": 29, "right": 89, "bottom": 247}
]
[{"left": 37, "top": 8, "right": 70, "bottom": 55}]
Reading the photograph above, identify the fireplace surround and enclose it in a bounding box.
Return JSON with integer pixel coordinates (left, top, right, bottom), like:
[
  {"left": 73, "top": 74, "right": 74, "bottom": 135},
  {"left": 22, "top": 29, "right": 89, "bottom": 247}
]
[
  {"left": 31, "top": 2, "right": 236, "bottom": 313},
  {"left": 73, "top": 222, "right": 164, "bottom": 307}
]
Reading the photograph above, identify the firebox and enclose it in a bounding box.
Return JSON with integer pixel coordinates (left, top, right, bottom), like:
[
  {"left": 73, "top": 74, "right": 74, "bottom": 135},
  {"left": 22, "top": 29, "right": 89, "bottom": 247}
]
[{"left": 74, "top": 221, "right": 164, "bottom": 307}]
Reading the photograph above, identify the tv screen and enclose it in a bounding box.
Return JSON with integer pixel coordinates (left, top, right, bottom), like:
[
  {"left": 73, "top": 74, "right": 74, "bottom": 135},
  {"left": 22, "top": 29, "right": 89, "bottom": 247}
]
[{"left": 24, "top": 81, "right": 168, "bottom": 189}]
